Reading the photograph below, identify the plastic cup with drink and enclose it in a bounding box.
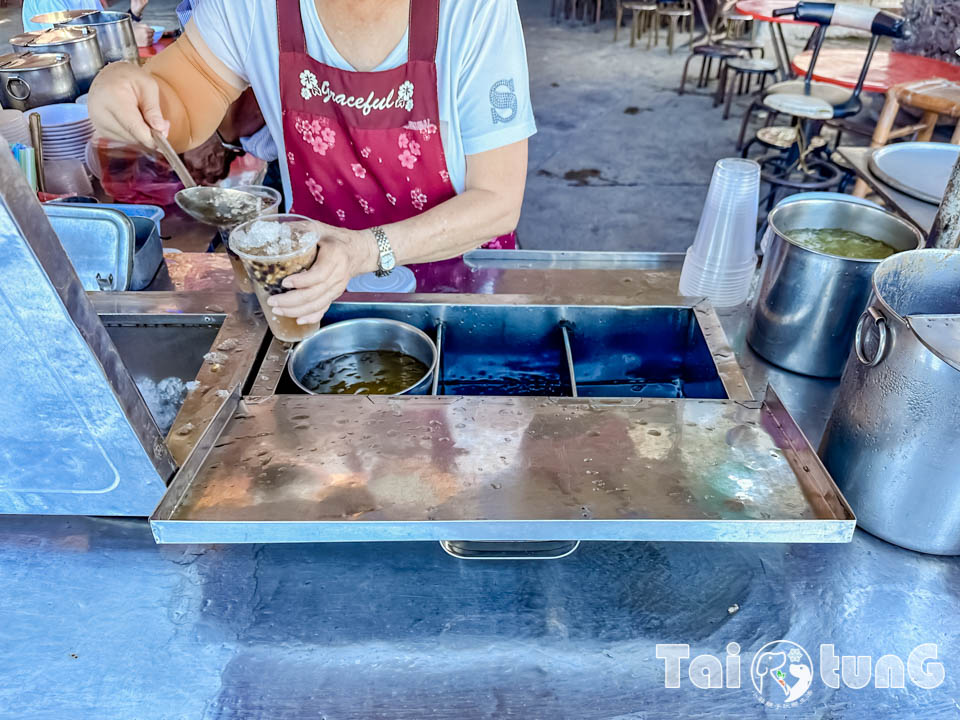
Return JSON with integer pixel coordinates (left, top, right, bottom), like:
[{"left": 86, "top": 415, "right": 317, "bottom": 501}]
[{"left": 229, "top": 214, "right": 321, "bottom": 342}]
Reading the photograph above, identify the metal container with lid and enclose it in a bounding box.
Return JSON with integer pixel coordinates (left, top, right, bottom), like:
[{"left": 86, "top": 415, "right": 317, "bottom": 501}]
[
  {"left": 0, "top": 52, "right": 78, "bottom": 111},
  {"left": 819, "top": 249, "right": 960, "bottom": 555},
  {"left": 32, "top": 10, "right": 137, "bottom": 65},
  {"left": 748, "top": 199, "right": 924, "bottom": 378},
  {"left": 10, "top": 27, "right": 103, "bottom": 93}
]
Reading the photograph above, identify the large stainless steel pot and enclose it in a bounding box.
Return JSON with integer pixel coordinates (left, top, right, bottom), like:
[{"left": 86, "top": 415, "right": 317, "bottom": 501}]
[
  {"left": 819, "top": 249, "right": 960, "bottom": 555},
  {"left": 288, "top": 319, "right": 438, "bottom": 396},
  {"left": 748, "top": 199, "right": 924, "bottom": 377},
  {"left": 33, "top": 10, "right": 138, "bottom": 64},
  {"left": 0, "top": 52, "right": 78, "bottom": 111},
  {"left": 10, "top": 27, "right": 104, "bottom": 94}
]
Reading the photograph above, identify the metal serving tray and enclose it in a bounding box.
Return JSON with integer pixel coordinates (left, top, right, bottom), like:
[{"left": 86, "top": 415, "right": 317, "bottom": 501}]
[{"left": 150, "top": 295, "right": 854, "bottom": 545}]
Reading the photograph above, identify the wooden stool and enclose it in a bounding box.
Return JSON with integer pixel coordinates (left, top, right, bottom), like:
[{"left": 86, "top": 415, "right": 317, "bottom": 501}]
[
  {"left": 678, "top": 44, "right": 746, "bottom": 95},
  {"left": 616, "top": 1, "right": 658, "bottom": 46},
  {"left": 717, "top": 56, "right": 778, "bottom": 119},
  {"left": 853, "top": 79, "right": 960, "bottom": 197},
  {"left": 553, "top": 0, "right": 601, "bottom": 24},
  {"left": 656, "top": 5, "right": 694, "bottom": 54}
]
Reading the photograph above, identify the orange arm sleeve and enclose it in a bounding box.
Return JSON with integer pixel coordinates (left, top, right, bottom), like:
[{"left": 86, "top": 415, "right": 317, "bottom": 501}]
[{"left": 144, "top": 34, "right": 244, "bottom": 153}]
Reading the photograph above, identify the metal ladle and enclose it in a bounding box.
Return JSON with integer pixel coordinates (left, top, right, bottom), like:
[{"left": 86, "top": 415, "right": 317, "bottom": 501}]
[{"left": 151, "top": 129, "right": 265, "bottom": 229}]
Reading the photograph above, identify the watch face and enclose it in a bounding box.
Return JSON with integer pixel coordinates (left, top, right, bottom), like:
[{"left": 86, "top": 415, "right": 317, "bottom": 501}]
[{"left": 382, "top": 251, "right": 396, "bottom": 272}]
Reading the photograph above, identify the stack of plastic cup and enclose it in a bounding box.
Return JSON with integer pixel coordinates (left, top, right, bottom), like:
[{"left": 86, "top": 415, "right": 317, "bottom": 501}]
[{"left": 679, "top": 158, "right": 760, "bottom": 307}]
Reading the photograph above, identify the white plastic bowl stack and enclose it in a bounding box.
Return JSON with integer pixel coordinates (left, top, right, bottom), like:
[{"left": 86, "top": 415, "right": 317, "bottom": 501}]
[
  {"left": 31, "top": 103, "right": 94, "bottom": 162},
  {"left": 678, "top": 158, "right": 760, "bottom": 307},
  {"left": 0, "top": 109, "right": 32, "bottom": 146}
]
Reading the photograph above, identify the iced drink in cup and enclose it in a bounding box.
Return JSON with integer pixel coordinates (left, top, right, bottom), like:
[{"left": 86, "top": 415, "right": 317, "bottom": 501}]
[
  {"left": 222, "top": 185, "right": 282, "bottom": 294},
  {"left": 229, "top": 214, "right": 321, "bottom": 342}
]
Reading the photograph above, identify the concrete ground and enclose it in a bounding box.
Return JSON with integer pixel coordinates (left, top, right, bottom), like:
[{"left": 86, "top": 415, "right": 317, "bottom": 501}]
[{"left": 0, "top": 0, "right": 866, "bottom": 253}]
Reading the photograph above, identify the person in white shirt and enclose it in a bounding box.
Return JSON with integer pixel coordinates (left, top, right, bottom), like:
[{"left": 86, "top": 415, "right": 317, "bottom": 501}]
[{"left": 88, "top": 0, "right": 536, "bottom": 324}]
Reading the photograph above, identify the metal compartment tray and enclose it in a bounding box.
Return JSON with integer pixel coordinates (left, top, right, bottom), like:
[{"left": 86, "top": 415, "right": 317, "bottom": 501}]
[{"left": 150, "top": 295, "right": 854, "bottom": 545}]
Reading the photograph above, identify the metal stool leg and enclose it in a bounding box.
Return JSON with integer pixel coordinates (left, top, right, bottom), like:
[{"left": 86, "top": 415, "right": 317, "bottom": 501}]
[
  {"left": 737, "top": 98, "right": 762, "bottom": 151},
  {"left": 714, "top": 63, "right": 727, "bottom": 107},
  {"left": 679, "top": 51, "right": 697, "bottom": 95},
  {"left": 724, "top": 70, "right": 738, "bottom": 120}
]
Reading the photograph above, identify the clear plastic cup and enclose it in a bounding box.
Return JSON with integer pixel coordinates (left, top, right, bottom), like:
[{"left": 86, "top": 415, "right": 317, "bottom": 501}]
[
  {"left": 679, "top": 158, "right": 760, "bottom": 306},
  {"left": 219, "top": 185, "right": 282, "bottom": 293},
  {"left": 229, "top": 214, "right": 321, "bottom": 342}
]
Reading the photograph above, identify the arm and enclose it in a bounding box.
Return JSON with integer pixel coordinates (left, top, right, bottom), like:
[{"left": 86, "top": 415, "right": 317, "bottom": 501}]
[
  {"left": 268, "top": 139, "right": 528, "bottom": 324},
  {"left": 87, "top": 19, "right": 244, "bottom": 152}
]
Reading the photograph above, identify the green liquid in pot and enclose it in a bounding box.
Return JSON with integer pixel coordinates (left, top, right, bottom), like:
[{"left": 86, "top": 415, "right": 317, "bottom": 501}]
[
  {"left": 786, "top": 227, "right": 899, "bottom": 260},
  {"left": 301, "top": 350, "right": 428, "bottom": 395}
]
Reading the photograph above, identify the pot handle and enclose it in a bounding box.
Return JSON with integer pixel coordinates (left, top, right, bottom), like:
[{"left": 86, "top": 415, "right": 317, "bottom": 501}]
[
  {"left": 855, "top": 306, "right": 889, "bottom": 367},
  {"left": 5, "top": 75, "right": 30, "bottom": 102}
]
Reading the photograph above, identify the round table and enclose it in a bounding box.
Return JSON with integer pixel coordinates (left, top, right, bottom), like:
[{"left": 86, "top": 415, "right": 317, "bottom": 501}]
[
  {"left": 736, "top": 0, "right": 815, "bottom": 24},
  {"left": 736, "top": 0, "right": 816, "bottom": 80},
  {"left": 792, "top": 49, "right": 960, "bottom": 94}
]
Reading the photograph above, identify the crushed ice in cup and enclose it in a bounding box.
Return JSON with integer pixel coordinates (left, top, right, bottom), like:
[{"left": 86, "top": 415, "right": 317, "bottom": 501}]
[{"left": 231, "top": 219, "right": 318, "bottom": 257}]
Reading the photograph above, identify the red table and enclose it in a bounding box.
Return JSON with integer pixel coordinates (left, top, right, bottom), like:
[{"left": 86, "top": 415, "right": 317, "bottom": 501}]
[
  {"left": 736, "top": 0, "right": 815, "bottom": 24},
  {"left": 792, "top": 49, "right": 960, "bottom": 94},
  {"left": 138, "top": 36, "right": 175, "bottom": 60}
]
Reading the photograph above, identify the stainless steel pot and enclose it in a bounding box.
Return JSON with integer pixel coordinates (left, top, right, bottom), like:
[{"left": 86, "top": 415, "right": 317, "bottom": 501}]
[
  {"left": 288, "top": 319, "right": 438, "bottom": 396},
  {"left": 0, "top": 52, "right": 78, "bottom": 111},
  {"left": 819, "top": 249, "right": 960, "bottom": 555},
  {"left": 33, "top": 10, "right": 138, "bottom": 64},
  {"left": 10, "top": 27, "right": 104, "bottom": 94},
  {"left": 748, "top": 199, "right": 924, "bottom": 377}
]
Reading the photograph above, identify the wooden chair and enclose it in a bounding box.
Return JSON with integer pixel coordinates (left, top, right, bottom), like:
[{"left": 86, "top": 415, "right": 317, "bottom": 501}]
[{"left": 853, "top": 79, "right": 960, "bottom": 197}]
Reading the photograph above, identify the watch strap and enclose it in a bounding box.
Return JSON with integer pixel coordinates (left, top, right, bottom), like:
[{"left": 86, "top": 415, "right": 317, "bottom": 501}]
[{"left": 372, "top": 226, "right": 395, "bottom": 277}]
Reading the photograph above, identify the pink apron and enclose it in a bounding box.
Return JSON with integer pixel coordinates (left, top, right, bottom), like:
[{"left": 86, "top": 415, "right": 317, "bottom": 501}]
[{"left": 277, "top": 0, "right": 514, "bottom": 292}]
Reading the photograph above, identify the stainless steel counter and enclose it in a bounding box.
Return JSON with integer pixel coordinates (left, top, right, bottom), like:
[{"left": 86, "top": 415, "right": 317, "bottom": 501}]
[{"left": 2, "top": 252, "right": 956, "bottom": 719}]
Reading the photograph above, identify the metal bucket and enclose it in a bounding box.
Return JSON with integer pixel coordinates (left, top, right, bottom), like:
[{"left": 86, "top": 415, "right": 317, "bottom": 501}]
[
  {"left": 819, "top": 249, "right": 960, "bottom": 555},
  {"left": 0, "top": 51, "right": 78, "bottom": 110},
  {"left": 34, "top": 10, "right": 138, "bottom": 64},
  {"left": 10, "top": 27, "right": 104, "bottom": 93},
  {"left": 748, "top": 199, "right": 924, "bottom": 377},
  {"left": 288, "top": 318, "right": 437, "bottom": 396}
]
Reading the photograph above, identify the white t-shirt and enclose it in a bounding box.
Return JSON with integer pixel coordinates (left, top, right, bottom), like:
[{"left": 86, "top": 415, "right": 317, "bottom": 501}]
[{"left": 192, "top": 0, "right": 537, "bottom": 206}]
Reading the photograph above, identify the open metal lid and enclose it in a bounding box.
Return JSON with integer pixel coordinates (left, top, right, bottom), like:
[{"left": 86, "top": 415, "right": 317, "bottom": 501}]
[
  {"left": 10, "top": 27, "right": 95, "bottom": 49},
  {"left": 0, "top": 51, "right": 70, "bottom": 71},
  {"left": 43, "top": 205, "right": 135, "bottom": 292},
  {"left": 30, "top": 9, "right": 100, "bottom": 24},
  {"left": 907, "top": 314, "right": 960, "bottom": 372},
  {"left": 33, "top": 9, "right": 130, "bottom": 26}
]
